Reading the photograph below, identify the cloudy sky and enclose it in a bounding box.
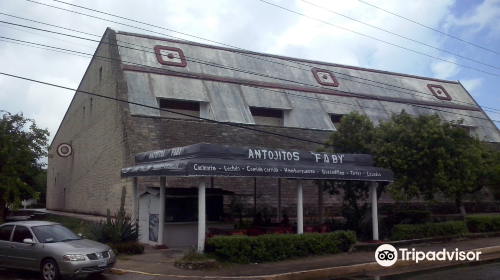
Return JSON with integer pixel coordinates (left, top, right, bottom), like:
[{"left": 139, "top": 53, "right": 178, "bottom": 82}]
[{"left": 1, "top": 0, "right": 500, "bottom": 158}]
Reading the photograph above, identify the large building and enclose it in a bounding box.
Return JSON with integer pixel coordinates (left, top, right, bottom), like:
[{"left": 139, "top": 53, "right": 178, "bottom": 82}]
[{"left": 47, "top": 28, "right": 500, "bottom": 217}]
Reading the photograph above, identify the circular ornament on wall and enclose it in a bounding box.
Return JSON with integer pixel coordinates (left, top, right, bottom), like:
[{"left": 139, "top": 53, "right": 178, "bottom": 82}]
[{"left": 56, "top": 143, "right": 73, "bottom": 157}]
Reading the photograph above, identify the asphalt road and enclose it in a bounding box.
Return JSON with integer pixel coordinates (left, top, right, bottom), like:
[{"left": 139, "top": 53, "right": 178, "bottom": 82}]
[
  {"left": 0, "top": 268, "right": 248, "bottom": 280},
  {"left": 5, "top": 262, "right": 500, "bottom": 280},
  {"left": 0, "top": 269, "right": 141, "bottom": 280},
  {"left": 400, "top": 262, "right": 500, "bottom": 280}
]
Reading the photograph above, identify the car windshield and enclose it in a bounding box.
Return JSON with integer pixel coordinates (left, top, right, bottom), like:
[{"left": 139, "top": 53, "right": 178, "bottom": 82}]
[{"left": 31, "top": 224, "right": 82, "bottom": 243}]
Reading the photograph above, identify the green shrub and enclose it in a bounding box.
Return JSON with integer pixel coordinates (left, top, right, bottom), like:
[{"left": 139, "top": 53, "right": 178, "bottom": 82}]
[
  {"left": 86, "top": 220, "right": 107, "bottom": 242},
  {"left": 466, "top": 215, "right": 500, "bottom": 233},
  {"left": 206, "top": 230, "right": 356, "bottom": 264},
  {"left": 109, "top": 241, "right": 144, "bottom": 255},
  {"left": 384, "top": 210, "right": 431, "bottom": 227},
  {"left": 390, "top": 221, "right": 467, "bottom": 241},
  {"left": 85, "top": 187, "right": 139, "bottom": 244}
]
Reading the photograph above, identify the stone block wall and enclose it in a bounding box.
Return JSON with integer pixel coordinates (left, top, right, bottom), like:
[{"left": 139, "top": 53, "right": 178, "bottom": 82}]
[
  {"left": 122, "top": 115, "right": 343, "bottom": 218},
  {"left": 47, "top": 29, "right": 130, "bottom": 215}
]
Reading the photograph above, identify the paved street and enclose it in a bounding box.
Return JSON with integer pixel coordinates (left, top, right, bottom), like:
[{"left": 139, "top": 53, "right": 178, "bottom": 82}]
[
  {"left": 319, "top": 260, "right": 500, "bottom": 280},
  {"left": 402, "top": 262, "right": 500, "bottom": 280},
  {"left": 0, "top": 269, "right": 255, "bottom": 280}
]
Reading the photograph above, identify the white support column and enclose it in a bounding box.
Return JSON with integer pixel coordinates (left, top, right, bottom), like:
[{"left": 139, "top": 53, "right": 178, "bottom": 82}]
[
  {"left": 277, "top": 178, "right": 282, "bottom": 222},
  {"left": 158, "top": 177, "right": 166, "bottom": 246},
  {"left": 197, "top": 177, "right": 206, "bottom": 253},
  {"left": 371, "top": 181, "right": 379, "bottom": 241},
  {"left": 318, "top": 180, "right": 324, "bottom": 224},
  {"left": 132, "top": 177, "right": 138, "bottom": 222},
  {"left": 296, "top": 179, "right": 303, "bottom": 234}
]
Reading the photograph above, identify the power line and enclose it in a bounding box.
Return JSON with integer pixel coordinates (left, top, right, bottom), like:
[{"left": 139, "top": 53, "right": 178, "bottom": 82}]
[
  {"left": 357, "top": 0, "right": 500, "bottom": 55},
  {"left": 0, "top": 18, "right": 484, "bottom": 111},
  {"left": 2, "top": 27, "right": 496, "bottom": 127},
  {"left": 2, "top": 20, "right": 500, "bottom": 130},
  {"left": 0, "top": 22, "right": 95, "bottom": 49},
  {"left": 19, "top": 1, "right": 500, "bottom": 116},
  {"left": 3, "top": 34, "right": 500, "bottom": 130},
  {"left": 0, "top": 12, "right": 99, "bottom": 38},
  {"left": 258, "top": 0, "right": 500, "bottom": 79},
  {"left": 0, "top": 71, "right": 328, "bottom": 146},
  {"left": 13, "top": 3, "right": 499, "bottom": 112},
  {"left": 300, "top": 0, "right": 500, "bottom": 71},
  {"left": 0, "top": 37, "right": 90, "bottom": 58}
]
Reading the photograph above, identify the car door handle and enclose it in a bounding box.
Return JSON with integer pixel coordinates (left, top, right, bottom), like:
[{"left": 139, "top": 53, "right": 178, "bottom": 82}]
[{"left": 10, "top": 245, "right": 15, "bottom": 248}]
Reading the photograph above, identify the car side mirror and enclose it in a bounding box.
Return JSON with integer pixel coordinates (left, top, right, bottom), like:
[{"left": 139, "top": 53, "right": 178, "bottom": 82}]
[
  {"left": 78, "top": 233, "right": 82, "bottom": 237},
  {"left": 23, "top": 238, "right": 36, "bottom": 245}
]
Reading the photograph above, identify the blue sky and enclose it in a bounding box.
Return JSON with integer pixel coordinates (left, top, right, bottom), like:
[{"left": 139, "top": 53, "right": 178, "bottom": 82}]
[{"left": 1, "top": 0, "right": 499, "bottom": 153}]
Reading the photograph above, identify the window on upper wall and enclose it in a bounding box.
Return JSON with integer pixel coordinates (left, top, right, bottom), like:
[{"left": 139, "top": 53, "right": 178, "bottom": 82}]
[
  {"left": 330, "top": 114, "right": 344, "bottom": 129},
  {"left": 453, "top": 124, "right": 479, "bottom": 137},
  {"left": 250, "top": 107, "right": 284, "bottom": 126},
  {"left": 159, "top": 99, "right": 200, "bottom": 119}
]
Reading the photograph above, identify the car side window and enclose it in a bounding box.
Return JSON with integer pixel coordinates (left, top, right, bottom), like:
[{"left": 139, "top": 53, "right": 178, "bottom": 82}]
[
  {"left": 0, "top": 225, "right": 14, "bottom": 241},
  {"left": 12, "top": 226, "right": 33, "bottom": 243}
]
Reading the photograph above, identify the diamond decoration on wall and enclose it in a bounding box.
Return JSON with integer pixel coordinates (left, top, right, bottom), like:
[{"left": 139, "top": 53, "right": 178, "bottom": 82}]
[
  {"left": 427, "top": 84, "right": 452, "bottom": 101},
  {"left": 311, "top": 68, "right": 339, "bottom": 87},
  {"left": 154, "top": 45, "right": 187, "bottom": 67}
]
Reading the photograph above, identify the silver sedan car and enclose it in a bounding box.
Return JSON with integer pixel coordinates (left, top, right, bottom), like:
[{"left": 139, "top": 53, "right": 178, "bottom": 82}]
[{"left": 0, "top": 221, "right": 116, "bottom": 280}]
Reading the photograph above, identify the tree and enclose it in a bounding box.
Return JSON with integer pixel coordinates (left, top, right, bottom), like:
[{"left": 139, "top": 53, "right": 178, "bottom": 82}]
[
  {"left": 373, "top": 111, "right": 500, "bottom": 216},
  {"left": 318, "top": 112, "right": 376, "bottom": 235},
  {"left": 33, "top": 169, "right": 47, "bottom": 206},
  {"left": 0, "top": 111, "right": 49, "bottom": 221}
]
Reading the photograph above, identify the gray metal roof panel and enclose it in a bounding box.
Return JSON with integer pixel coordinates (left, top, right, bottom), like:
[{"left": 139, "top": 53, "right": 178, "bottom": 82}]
[
  {"left": 241, "top": 85, "right": 292, "bottom": 110},
  {"left": 125, "top": 72, "right": 160, "bottom": 116},
  {"left": 286, "top": 91, "right": 335, "bottom": 130},
  {"left": 203, "top": 81, "right": 254, "bottom": 123}
]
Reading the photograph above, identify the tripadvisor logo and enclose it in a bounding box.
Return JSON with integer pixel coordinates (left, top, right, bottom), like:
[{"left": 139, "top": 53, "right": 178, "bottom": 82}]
[
  {"left": 375, "top": 244, "right": 398, "bottom": 267},
  {"left": 375, "top": 244, "right": 482, "bottom": 267}
]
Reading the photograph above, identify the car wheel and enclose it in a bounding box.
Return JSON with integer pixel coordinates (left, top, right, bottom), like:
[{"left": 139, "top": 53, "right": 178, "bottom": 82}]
[{"left": 41, "top": 259, "right": 61, "bottom": 280}]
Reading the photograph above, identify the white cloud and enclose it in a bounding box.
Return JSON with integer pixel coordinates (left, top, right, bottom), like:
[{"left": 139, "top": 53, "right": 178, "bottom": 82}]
[
  {"left": 460, "top": 78, "right": 483, "bottom": 96},
  {"left": 25, "top": 76, "right": 76, "bottom": 143},
  {"left": 431, "top": 58, "right": 460, "bottom": 79},
  {"left": 270, "top": 0, "right": 456, "bottom": 75},
  {"left": 446, "top": 0, "right": 500, "bottom": 38}
]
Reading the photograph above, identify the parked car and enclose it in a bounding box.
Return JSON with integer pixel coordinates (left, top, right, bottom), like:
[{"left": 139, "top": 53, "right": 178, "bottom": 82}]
[
  {"left": 0, "top": 221, "right": 116, "bottom": 280},
  {"left": 5, "top": 210, "right": 47, "bottom": 222}
]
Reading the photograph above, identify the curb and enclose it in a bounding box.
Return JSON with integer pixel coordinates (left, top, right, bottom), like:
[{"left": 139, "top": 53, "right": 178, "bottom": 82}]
[
  {"left": 110, "top": 245, "right": 500, "bottom": 280},
  {"left": 352, "top": 232, "right": 500, "bottom": 252}
]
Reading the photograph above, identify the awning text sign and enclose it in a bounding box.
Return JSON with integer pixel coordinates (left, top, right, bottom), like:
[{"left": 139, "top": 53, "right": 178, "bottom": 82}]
[{"left": 122, "top": 143, "right": 393, "bottom": 182}]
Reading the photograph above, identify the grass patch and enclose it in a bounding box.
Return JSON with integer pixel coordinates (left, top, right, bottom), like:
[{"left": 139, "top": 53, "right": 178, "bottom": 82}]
[
  {"left": 117, "top": 255, "right": 132, "bottom": 261},
  {"left": 180, "top": 249, "right": 215, "bottom": 262},
  {"left": 175, "top": 249, "right": 220, "bottom": 270},
  {"left": 44, "top": 214, "right": 90, "bottom": 235}
]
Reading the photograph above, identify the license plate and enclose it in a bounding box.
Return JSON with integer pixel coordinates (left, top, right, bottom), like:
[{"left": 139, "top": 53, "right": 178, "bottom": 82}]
[{"left": 98, "top": 260, "right": 106, "bottom": 267}]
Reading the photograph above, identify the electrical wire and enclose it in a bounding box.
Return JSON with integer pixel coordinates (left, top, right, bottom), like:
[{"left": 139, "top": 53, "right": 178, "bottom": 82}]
[
  {"left": 257, "top": 0, "right": 500, "bottom": 78},
  {"left": 300, "top": 0, "right": 500, "bottom": 71},
  {"left": 2, "top": 20, "right": 500, "bottom": 131},
  {"left": 14, "top": 3, "right": 500, "bottom": 114},
  {"left": 0, "top": 18, "right": 486, "bottom": 111},
  {"left": 5, "top": 30, "right": 500, "bottom": 128},
  {"left": 2, "top": 10, "right": 500, "bottom": 126},
  {"left": 357, "top": 0, "right": 500, "bottom": 55},
  {"left": 0, "top": 71, "right": 328, "bottom": 146},
  {"left": 2, "top": 35, "right": 500, "bottom": 130}
]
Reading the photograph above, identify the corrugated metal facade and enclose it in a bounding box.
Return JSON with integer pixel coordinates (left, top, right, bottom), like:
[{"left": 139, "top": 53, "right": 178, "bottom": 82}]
[{"left": 116, "top": 31, "right": 500, "bottom": 142}]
